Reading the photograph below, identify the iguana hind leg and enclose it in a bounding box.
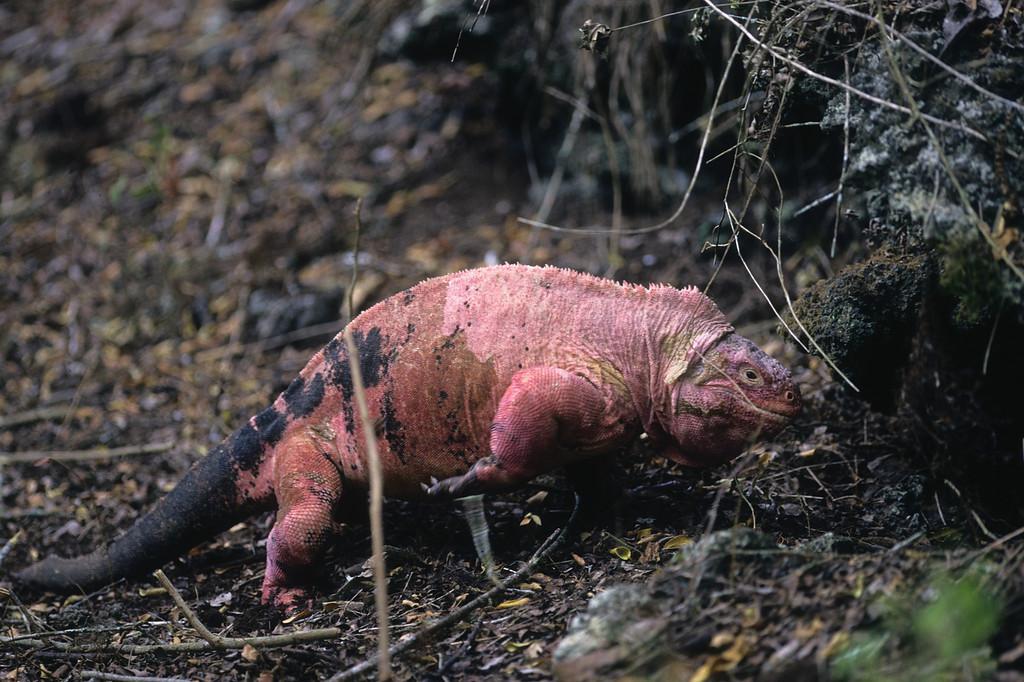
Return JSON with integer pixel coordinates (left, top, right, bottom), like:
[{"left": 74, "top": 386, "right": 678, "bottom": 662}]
[{"left": 262, "top": 440, "right": 342, "bottom": 611}]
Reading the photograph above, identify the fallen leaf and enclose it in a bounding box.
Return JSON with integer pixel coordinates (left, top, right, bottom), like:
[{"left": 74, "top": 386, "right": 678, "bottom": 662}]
[
  {"left": 241, "top": 643, "right": 259, "bottom": 662},
  {"left": 525, "top": 490, "right": 548, "bottom": 506},
  {"left": 663, "top": 535, "right": 693, "bottom": 550},
  {"left": 281, "top": 609, "right": 311, "bottom": 624},
  {"left": 610, "top": 546, "right": 632, "bottom": 561},
  {"left": 496, "top": 597, "right": 531, "bottom": 609},
  {"left": 520, "top": 513, "right": 542, "bottom": 526}
]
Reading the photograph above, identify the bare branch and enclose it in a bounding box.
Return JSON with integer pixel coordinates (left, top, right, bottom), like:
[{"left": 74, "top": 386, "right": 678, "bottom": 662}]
[{"left": 0, "top": 441, "right": 174, "bottom": 465}]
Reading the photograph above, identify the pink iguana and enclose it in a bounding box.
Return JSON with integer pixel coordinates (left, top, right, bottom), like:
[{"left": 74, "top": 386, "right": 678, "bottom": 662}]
[{"left": 16, "top": 264, "right": 800, "bottom": 608}]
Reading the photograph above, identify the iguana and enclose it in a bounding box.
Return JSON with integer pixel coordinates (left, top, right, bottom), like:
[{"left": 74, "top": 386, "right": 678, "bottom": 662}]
[{"left": 15, "top": 265, "right": 801, "bottom": 609}]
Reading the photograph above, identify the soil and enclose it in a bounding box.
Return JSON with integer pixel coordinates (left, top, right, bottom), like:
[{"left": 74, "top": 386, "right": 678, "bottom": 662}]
[{"left": 1, "top": 2, "right": 1022, "bottom": 681}]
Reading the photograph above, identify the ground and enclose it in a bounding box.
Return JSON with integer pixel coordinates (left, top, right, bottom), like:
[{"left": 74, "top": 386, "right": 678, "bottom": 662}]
[{"left": 1, "top": 1, "right": 1022, "bottom": 680}]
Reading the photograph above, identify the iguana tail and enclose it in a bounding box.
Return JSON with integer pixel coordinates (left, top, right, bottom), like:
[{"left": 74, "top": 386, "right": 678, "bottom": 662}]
[{"left": 15, "top": 421, "right": 277, "bottom": 593}]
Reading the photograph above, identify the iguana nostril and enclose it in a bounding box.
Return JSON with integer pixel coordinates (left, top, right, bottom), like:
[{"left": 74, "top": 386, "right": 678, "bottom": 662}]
[{"left": 785, "top": 390, "right": 795, "bottom": 402}]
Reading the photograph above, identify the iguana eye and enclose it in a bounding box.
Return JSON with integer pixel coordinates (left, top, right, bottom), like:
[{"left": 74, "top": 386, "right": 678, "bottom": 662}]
[{"left": 740, "top": 366, "right": 763, "bottom": 386}]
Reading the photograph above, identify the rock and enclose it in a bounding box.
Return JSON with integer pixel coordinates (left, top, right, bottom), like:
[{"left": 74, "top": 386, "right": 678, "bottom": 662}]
[{"left": 553, "top": 529, "right": 780, "bottom": 681}]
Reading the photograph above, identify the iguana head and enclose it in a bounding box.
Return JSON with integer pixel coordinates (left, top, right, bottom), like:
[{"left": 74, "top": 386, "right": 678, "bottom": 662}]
[{"left": 656, "top": 332, "right": 801, "bottom": 467}]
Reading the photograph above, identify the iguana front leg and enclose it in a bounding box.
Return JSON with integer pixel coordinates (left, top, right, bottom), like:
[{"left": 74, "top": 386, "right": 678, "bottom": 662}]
[
  {"left": 262, "top": 437, "right": 343, "bottom": 611},
  {"left": 429, "top": 366, "right": 613, "bottom": 497}
]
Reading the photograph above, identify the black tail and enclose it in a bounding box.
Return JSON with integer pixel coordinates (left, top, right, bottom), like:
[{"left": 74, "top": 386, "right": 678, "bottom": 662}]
[{"left": 15, "top": 426, "right": 274, "bottom": 594}]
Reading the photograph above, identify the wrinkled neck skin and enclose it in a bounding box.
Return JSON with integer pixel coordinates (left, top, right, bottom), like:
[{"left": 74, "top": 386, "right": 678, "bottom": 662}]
[{"left": 614, "top": 286, "right": 734, "bottom": 449}]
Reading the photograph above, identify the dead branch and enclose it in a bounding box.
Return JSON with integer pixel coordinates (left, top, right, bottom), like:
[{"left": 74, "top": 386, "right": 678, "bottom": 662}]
[
  {"left": 152, "top": 570, "right": 222, "bottom": 646},
  {"left": 0, "top": 405, "right": 75, "bottom": 429},
  {"left": 0, "top": 530, "right": 23, "bottom": 569},
  {"left": 342, "top": 197, "right": 392, "bottom": 681},
  {"left": 0, "top": 441, "right": 174, "bottom": 465},
  {"left": 79, "top": 671, "right": 190, "bottom": 682}
]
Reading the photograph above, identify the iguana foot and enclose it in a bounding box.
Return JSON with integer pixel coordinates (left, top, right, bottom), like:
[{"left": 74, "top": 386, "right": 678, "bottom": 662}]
[{"left": 262, "top": 584, "right": 314, "bottom": 613}]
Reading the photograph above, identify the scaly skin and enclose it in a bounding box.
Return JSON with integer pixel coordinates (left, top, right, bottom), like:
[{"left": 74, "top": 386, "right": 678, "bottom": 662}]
[{"left": 15, "top": 264, "right": 801, "bottom": 609}]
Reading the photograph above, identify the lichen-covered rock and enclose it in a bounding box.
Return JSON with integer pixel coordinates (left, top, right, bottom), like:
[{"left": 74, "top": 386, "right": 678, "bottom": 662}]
[
  {"left": 553, "top": 529, "right": 781, "bottom": 681},
  {"left": 818, "top": 25, "right": 1024, "bottom": 324},
  {"left": 787, "top": 248, "right": 934, "bottom": 410}
]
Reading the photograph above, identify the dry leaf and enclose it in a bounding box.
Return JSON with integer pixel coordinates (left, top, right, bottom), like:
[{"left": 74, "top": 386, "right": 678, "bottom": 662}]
[
  {"left": 520, "top": 513, "right": 542, "bottom": 526},
  {"left": 496, "top": 597, "right": 531, "bottom": 609},
  {"left": 281, "top": 609, "right": 311, "bottom": 624},
  {"left": 241, "top": 643, "right": 259, "bottom": 662},
  {"left": 525, "top": 490, "right": 548, "bottom": 506},
  {"left": 610, "top": 546, "right": 632, "bottom": 561},
  {"left": 663, "top": 534, "right": 693, "bottom": 550}
]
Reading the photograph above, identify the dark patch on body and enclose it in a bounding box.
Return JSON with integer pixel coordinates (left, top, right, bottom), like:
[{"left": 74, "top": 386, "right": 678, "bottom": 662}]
[
  {"left": 402, "top": 291, "right": 415, "bottom": 305},
  {"left": 323, "top": 326, "right": 394, "bottom": 434},
  {"left": 229, "top": 424, "right": 264, "bottom": 473},
  {"left": 283, "top": 374, "right": 326, "bottom": 418},
  {"left": 254, "top": 406, "right": 286, "bottom": 445},
  {"left": 380, "top": 389, "right": 408, "bottom": 464},
  {"left": 443, "top": 408, "right": 473, "bottom": 464},
  {"left": 439, "top": 325, "right": 460, "bottom": 350}
]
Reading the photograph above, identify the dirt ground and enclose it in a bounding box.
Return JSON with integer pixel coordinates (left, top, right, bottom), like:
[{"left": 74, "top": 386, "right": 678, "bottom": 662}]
[{"left": 2, "top": 1, "right": 1022, "bottom": 680}]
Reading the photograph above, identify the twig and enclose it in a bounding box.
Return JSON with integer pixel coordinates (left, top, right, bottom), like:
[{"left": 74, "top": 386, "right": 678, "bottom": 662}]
[
  {"left": 982, "top": 298, "right": 1004, "bottom": 375},
  {"left": 328, "top": 495, "right": 581, "bottom": 682},
  {"left": 153, "top": 570, "right": 222, "bottom": 646},
  {"left": 195, "top": 320, "right": 344, "bottom": 362},
  {"left": 1, "top": 625, "right": 350, "bottom": 655},
  {"left": 887, "top": 530, "right": 925, "bottom": 554},
  {"left": 450, "top": 0, "right": 490, "bottom": 63},
  {"left": 347, "top": 198, "right": 364, "bottom": 323},
  {"left": 0, "top": 441, "right": 174, "bottom": 465},
  {"left": 792, "top": 189, "right": 838, "bottom": 218},
  {"left": 0, "top": 405, "right": 75, "bottom": 430},
  {"left": 342, "top": 198, "right": 392, "bottom": 681},
  {"left": 832, "top": 56, "right": 851, "bottom": 257},
  {"left": 436, "top": 619, "right": 484, "bottom": 678},
  {"left": 79, "top": 671, "right": 190, "bottom": 682},
  {"left": 0, "top": 530, "right": 23, "bottom": 569}
]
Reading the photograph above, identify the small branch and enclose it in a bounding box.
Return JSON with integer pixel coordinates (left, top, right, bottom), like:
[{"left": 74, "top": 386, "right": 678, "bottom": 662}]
[
  {"left": 0, "top": 441, "right": 174, "bottom": 465},
  {"left": 343, "top": 197, "right": 392, "bottom": 681},
  {"left": 79, "top": 671, "right": 191, "bottom": 682},
  {"left": 153, "top": 570, "right": 222, "bottom": 646},
  {"left": 346, "top": 197, "right": 364, "bottom": 323},
  {"left": 328, "top": 495, "right": 580, "bottom": 682},
  {"left": 436, "top": 619, "right": 484, "bottom": 678},
  {"left": 0, "top": 405, "right": 75, "bottom": 429},
  {"left": 0, "top": 530, "right": 23, "bottom": 569},
  {"left": 832, "top": 55, "right": 851, "bottom": 258}
]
